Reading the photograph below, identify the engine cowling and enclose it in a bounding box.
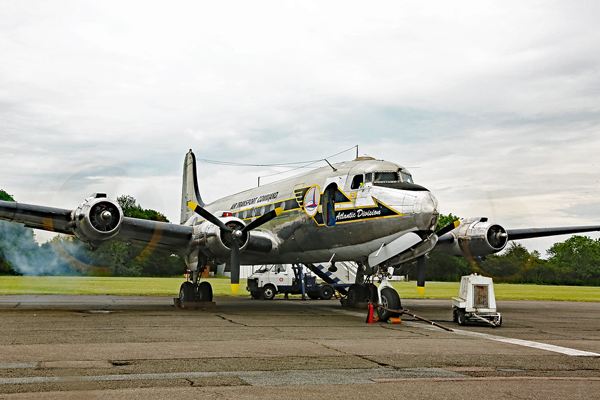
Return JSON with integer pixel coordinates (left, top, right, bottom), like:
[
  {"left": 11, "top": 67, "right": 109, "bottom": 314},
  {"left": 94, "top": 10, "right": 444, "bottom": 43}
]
[
  {"left": 71, "top": 193, "right": 124, "bottom": 248},
  {"left": 436, "top": 217, "right": 509, "bottom": 258},
  {"left": 192, "top": 216, "right": 249, "bottom": 262}
]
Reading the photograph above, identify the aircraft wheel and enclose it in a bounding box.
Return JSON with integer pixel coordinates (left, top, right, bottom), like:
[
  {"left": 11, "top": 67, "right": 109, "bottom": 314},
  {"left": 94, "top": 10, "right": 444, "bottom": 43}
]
[
  {"left": 347, "top": 284, "right": 364, "bottom": 306},
  {"left": 457, "top": 309, "right": 467, "bottom": 326},
  {"left": 179, "top": 282, "right": 195, "bottom": 302},
  {"left": 198, "top": 281, "right": 213, "bottom": 302},
  {"left": 319, "top": 285, "right": 334, "bottom": 300},
  {"left": 377, "top": 287, "right": 401, "bottom": 322},
  {"left": 262, "top": 285, "right": 276, "bottom": 300}
]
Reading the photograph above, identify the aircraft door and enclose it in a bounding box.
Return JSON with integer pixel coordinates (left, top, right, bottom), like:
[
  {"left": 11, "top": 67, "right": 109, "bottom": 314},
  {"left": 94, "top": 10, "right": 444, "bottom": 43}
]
[{"left": 321, "top": 184, "right": 337, "bottom": 227}]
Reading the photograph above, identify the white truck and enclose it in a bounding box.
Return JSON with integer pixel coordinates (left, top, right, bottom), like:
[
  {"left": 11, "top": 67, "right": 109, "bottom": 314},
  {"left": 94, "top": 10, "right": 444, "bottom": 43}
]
[
  {"left": 246, "top": 264, "right": 352, "bottom": 300},
  {"left": 452, "top": 274, "right": 502, "bottom": 327}
]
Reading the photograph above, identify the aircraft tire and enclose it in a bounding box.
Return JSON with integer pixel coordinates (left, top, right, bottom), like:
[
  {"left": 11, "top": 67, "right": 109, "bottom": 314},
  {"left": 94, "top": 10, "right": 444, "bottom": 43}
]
[
  {"left": 377, "top": 288, "right": 401, "bottom": 322},
  {"left": 347, "top": 284, "right": 364, "bottom": 307},
  {"left": 198, "top": 281, "right": 213, "bottom": 302},
  {"left": 319, "top": 285, "right": 334, "bottom": 300},
  {"left": 179, "top": 282, "right": 195, "bottom": 302},
  {"left": 262, "top": 284, "right": 276, "bottom": 300}
]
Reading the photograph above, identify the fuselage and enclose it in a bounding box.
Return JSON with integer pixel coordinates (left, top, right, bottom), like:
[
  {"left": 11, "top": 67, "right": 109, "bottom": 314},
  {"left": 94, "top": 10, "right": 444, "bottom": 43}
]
[{"left": 186, "top": 156, "right": 439, "bottom": 265}]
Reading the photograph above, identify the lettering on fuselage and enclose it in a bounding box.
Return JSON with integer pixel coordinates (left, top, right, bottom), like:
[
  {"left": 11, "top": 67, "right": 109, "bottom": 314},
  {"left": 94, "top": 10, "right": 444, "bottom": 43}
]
[
  {"left": 314, "top": 198, "right": 401, "bottom": 225},
  {"left": 230, "top": 192, "right": 279, "bottom": 210}
]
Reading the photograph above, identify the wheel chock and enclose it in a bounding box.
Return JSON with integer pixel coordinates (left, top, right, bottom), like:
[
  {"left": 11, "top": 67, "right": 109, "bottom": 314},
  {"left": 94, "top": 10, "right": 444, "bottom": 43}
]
[{"left": 387, "top": 317, "right": 402, "bottom": 324}]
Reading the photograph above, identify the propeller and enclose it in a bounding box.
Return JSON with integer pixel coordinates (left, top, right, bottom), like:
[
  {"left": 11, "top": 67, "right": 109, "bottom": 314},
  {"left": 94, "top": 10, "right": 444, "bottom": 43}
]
[
  {"left": 436, "top": 219, "right": 460, "bottom": 237},
  {"left": 188, "top": 201, "right": 282, "bottom": 293},
  {"left": 416, "top": 219, "right": 461, "bottom": 295}
]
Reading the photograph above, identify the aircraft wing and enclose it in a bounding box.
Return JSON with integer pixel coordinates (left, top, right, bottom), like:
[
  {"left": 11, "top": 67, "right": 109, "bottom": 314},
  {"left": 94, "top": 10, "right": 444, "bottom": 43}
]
[
  {"left": 0, "top": 200, "right": 193, "bottom": 254},
  {"left": 0, "top": 201, "right": 73, "bottom": 234},
  {"left": 112, "top": 218, "right": 193, "bottom": 253},
  {"left": 506, "top": 226, "right": 600, "bottom": 240},
  {"left": 434, "top": 218, "right": 600, "bottom": 259}
]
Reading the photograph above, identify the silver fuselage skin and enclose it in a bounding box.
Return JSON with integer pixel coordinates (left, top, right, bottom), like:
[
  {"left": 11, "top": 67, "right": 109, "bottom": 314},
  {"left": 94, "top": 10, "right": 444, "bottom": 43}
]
[{"left": 184, "top": 158, "right": 439, "bottom": 266}]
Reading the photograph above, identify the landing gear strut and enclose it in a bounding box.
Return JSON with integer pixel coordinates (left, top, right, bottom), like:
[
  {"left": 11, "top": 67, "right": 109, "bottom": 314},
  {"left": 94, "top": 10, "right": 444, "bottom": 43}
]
[{"left": 346, "top": 262, "right": 402, "bottom": 322}]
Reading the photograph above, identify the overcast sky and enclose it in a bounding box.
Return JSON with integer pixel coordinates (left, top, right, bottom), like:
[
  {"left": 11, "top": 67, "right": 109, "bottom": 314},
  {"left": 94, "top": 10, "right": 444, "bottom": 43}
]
[{"left": 1, "top": 1, "right": 599, "bottom": 256}]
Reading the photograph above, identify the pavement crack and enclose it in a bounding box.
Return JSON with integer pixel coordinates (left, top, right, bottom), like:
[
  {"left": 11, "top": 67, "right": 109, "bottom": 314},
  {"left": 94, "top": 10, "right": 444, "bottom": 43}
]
[
  {"left": 356, "top": 355, "right": 395, "bottom": 368},
  {"left": 311, "top": 341, "right": 351, "bottom": 356},
  {"left": 217, "top": 315, "right": 247, "bottom": 326}
]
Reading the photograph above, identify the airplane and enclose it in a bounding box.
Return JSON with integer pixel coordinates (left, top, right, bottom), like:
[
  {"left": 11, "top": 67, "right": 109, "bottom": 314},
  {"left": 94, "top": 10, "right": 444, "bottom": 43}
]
[{"left": 1, "top": 149, "right": 600, "bottom": 321}]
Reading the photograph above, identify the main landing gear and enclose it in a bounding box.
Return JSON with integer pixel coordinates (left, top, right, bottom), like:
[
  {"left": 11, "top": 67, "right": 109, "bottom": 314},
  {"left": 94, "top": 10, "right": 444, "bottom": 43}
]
[{"left": 179, "top": 269, "right": 213, "bottom": 303}]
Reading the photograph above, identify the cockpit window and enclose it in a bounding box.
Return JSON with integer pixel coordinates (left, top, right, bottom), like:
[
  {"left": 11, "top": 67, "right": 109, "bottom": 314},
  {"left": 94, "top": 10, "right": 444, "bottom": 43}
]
[
  {"left": 365, "top": 173, "right": 372, "bottom": 183},
  {"left": 373, "top": 171, "right": 399, "bottom": 182},
  {"left": 400, "top": 171, "right": 414, "bottom": 183},
  {"left": 351, "top": 174, "right": 363, "bottom": 189}
]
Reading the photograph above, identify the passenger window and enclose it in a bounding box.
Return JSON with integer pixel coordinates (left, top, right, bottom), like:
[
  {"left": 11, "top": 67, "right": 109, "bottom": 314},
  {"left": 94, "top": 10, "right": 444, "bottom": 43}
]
[{"left": 351, "top": 174, "right": 364, "bottom": 189}]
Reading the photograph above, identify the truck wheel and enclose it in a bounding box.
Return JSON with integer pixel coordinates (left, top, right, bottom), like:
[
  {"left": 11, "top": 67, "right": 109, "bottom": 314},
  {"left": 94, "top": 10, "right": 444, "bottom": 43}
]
[
  {"left": 198, "top": 281, "right": 213, "bottom": 302},
  {"left": 377, "top": 288, "right": 401, "bottom": 322},
  {"left": 347, "top": 284, "right": 364, "bottom": 307},
  {"left": 457, "top": 309, "right": 467, "bottom": 326},
  {"left": 262, "top": 285, "right": 276, "bottom": 300},
  {"left": 250, "top": 291, "right": 261, "bottom": 299},
  {"left": 319, "top": 285, "right": 333, "bottom": 300},
  {"left": 307, "top": 291, "right": 320, "bottom": 300},
  {"left": 179, "top": 282, "right": 195, "bottom": 302}
]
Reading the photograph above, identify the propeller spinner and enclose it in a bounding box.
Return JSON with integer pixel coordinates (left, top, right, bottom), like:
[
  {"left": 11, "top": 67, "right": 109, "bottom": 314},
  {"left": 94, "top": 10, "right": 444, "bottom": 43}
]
[{"left": 188, "top": 201, "right": 282, "bottom": 293}]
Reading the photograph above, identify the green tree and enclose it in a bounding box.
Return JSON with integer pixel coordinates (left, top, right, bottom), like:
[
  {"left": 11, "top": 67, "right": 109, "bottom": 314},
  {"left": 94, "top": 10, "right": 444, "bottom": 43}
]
[
  {"left": 547, "top": 236, "right": 600, "bottom": 285},
  {"left": 436, "top": 213, "right": 460, "bottom": 232}
]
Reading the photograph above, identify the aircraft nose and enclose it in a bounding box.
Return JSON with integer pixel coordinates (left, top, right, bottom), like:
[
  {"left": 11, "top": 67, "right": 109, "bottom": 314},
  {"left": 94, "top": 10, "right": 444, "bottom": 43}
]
[{"left": 414, "top": 191, "right": 439, "bottom": 231}]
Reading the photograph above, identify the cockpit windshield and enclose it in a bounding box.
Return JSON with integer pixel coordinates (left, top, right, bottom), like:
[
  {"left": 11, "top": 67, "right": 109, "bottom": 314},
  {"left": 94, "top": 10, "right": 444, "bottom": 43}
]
[
  {"left": 373, "top": 171, "right": 399, "bottom": 182},
  {"left": 400, "top": 171, "right": 414, "bottom": 183}
]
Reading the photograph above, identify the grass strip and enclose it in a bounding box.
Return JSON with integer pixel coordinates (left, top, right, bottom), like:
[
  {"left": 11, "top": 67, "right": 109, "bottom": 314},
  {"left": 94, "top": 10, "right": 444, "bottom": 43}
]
[{"left": 0, "top": 277, "right": 598, "bottom": 301}]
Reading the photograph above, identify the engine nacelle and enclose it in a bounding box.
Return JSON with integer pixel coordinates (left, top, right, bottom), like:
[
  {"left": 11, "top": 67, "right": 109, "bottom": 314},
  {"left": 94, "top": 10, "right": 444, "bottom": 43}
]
[
  {"left": 192, "top": 216, "right": 249, "bottom": 262},
  {"left": 436, "top": 217, "right": 509, "bottom": 258},
  {"left": 71, "top": 193, "right": 124, "bottom": 248}
]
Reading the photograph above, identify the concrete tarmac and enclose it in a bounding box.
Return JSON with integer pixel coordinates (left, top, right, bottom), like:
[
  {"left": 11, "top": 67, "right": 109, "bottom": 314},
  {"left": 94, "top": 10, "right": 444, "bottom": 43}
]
[{"left": 0, "top": 295, "right": 598, "bottom": 399}]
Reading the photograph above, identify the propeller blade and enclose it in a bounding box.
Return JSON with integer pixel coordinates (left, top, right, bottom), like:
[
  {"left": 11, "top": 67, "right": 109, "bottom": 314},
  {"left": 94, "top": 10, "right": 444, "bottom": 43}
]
[
  {"left": 242, "top": 207, "right": 283, "bottom": 233},
  {"left": 417, "top": 255, "right": 426, "bottom": 295},
  {"left": 188, "top": 201, "right": 231, "bottom": 232},
  {"left": 436, "top": 220, "right": 460, "bottom": 237},
  {"left": 230, "top": 240, "right": 240, "bottom": 293}
]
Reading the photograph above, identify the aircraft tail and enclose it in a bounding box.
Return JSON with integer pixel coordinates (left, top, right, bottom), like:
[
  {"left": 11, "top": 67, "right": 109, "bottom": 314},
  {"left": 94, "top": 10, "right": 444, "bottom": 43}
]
[{"left": 180, "top": 150, "right": 204, "bottom": 224}]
